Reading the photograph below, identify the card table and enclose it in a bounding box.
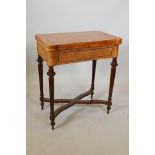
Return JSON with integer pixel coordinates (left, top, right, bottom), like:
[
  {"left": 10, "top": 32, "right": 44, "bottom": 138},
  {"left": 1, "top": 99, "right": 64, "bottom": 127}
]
[{"left": 35, "top": 31, "right": 122, "bottom": 130}]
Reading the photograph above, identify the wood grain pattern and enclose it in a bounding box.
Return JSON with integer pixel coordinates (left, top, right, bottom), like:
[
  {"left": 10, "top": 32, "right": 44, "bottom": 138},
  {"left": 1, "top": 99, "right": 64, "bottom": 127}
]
[
  {"left": 35, "top": 31, "right": 122, "bottom": 49},
  {"left": 35, "top": 31, "right": 122, "bottom": 67},
  {"left": 59, "top": 46, "right": 112, "bottom": 63},
  {"left": 35, "top": 31, "right": 122, "bottom": 130}
]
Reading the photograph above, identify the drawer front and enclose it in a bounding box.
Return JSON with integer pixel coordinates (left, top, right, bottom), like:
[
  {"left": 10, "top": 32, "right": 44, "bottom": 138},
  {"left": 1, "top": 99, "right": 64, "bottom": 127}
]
[{"left": 59, "top": 47, "right": 113, "bottom": 63}]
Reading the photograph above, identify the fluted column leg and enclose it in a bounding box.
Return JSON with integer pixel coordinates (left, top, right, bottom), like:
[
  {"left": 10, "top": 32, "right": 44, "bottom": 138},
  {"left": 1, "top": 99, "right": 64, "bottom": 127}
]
[
  {"left": 107, "top": 58, "right": 118, "bottom": 114},
  {"left": 90, "top": 60, "right": 97, "bottom": 99},
  {"left": 47, "top": 67, "right": 55, "bottom": 130},
  {"left": 37, "top": 55, "right": 44, "bottom": 110}
]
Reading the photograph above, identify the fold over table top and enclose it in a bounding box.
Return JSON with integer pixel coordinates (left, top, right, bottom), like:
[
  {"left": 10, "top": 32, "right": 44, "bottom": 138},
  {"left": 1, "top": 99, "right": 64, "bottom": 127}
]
[
  {"left": 35, "top": 31, "right": 122, "bottom": 50},
  {"left": 35, "top": 31, "right": 122, "bottom": 66}
]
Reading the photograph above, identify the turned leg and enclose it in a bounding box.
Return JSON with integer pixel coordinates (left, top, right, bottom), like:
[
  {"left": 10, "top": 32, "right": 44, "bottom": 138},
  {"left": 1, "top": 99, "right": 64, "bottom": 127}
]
[
  {"left": 90, "top": 60, "right": 97, "bottom": 99},
  {"left": 37, "top": 55, "right": 44, "bottom": 110},
  {"left": 47, "top": 67, "right": 55, "bottom": 130},
  {"left": 107, "top": 58, "right": 118, "bottom": 114}
]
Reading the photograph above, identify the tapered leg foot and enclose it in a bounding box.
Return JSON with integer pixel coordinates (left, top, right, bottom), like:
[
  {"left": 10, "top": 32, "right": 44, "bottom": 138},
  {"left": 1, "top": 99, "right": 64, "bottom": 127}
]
[
  {"left": 40, "top": 96, "right": 44, "bottom": 110},
  {"left": 107, "top": 105, "right": 111, "bottom": 114},
  {"left": 40, "top": 101, "right": 44, "bottom": 110},
  {"left": 91, "top": 92, "right": 94, "bottom": 99},
  {"left": 50, "top": 113, "right": 55, "bottom": 130},
  {"left": 52, "top": 125, "right": 54, "bottom": 130}
]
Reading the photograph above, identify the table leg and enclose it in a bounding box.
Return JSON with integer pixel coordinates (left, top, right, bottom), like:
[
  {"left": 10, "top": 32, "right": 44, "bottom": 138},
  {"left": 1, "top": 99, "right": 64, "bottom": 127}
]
[
  {"left": 107, "top": 58, "right": 118, "bottom": 114},
  {"left": 37, "top": 55, "right": 44, "bottom": 110},
  {"left": 47, "top": 67, "right": 55, "bottom": 130},
  {"left": 90, "top": 60, "right": 97, "bottom": 99}
]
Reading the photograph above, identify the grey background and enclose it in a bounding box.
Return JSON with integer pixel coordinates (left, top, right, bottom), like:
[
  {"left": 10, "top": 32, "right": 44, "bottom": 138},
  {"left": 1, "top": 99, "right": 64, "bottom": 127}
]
[{"left": 27, "top": 0, "right": 129, "bottom": 155}]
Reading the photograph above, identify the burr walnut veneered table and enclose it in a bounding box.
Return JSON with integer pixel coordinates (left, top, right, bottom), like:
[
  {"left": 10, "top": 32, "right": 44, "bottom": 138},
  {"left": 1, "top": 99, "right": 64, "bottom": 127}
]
[{"left": 35, "top": 31, "right": 122, "bottom": 130}]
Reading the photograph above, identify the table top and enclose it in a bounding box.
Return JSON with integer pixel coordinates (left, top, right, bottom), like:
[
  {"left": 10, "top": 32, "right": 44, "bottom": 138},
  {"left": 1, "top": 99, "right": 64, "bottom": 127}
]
[
  {"left": 35, "top": 31, "right": 122, "bottom": 49},
  {"left": 36, "top": 31, "right": 122, "bottom": 66}
]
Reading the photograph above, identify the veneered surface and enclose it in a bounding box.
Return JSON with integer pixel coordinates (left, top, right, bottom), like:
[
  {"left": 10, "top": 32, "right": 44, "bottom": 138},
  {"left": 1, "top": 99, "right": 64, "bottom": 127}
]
[{"left": 35, "top": 31, "right": 122, "bottom": 49}]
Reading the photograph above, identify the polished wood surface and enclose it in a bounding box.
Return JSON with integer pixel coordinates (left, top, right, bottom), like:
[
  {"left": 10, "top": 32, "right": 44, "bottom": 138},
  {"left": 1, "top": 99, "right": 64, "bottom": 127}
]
[
  {"left": 37, "top": 56, "right": 44, "bottom": 110},
  {"left": 47, "top": 67, "right": 55, "bottom": 130},
  {"left": 35, "top": 31, "right": 122, "bottom": 48},
  {"left": 90, "top": 60, "right": 97, "bottom": 99},
  {"left": 35, "top": 31, "right": 122, "bottom": 130},
  {"left": 35, "top": 31, "right": 122, "bottom": 67},
  {"left": 107, "top": 58, "right": 118, "bottom": 114}
]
